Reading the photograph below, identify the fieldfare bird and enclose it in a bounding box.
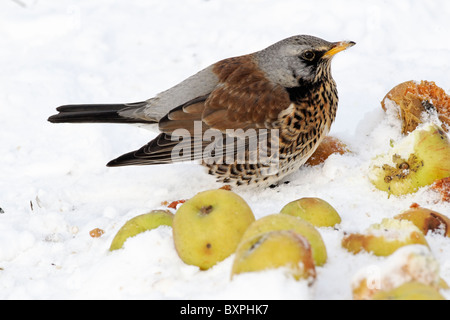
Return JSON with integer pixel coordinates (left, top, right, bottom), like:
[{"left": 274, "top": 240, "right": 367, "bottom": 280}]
[{"left": 49, "top": 35, "right": 355, "bottom": 187}]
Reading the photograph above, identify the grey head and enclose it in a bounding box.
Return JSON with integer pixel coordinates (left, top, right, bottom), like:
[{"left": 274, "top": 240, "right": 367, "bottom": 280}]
[{"left": 254, "top": 35, "right": 355, "bottom": 88}]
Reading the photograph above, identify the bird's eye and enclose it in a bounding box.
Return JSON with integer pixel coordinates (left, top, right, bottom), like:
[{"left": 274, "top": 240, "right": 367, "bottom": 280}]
[{"left": 301, "top": 51, "right": 315, "bottom": 61}]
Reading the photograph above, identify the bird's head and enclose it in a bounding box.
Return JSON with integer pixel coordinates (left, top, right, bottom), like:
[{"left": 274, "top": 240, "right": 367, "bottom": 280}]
[{"left": 255, "top": 35, "right": 355, "bottom": 88}]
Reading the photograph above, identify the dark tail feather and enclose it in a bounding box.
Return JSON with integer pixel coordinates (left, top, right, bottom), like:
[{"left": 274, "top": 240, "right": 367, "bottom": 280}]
[{"left": 48, "top": 102, "right": 154, "bottom": 124}]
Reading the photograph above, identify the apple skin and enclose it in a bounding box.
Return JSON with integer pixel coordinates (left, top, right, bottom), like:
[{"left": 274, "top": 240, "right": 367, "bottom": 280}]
[
  {"left": 172, "top": 189, "right": 255, "bottom": 270},
  {"left": 109, "top": 210, "right": 174, "bottom": 251},
  {"left": 372, "top": 282, "right": 445, "bottom": 300},
  {"left": 241, "top": 214, "right": 327, "bottom": 266},
  {"left": 351, "top": 244, "right": 443, "bottom": 300},
  {"left": 305, "top": 136, "right": 350, "bottom": 166},
  {"left": 342, "top": 218, "right": 428, "bottom": 256},
  {"left": 231, "top": 230, "right": 316, "bottom": 283},
  {"left": 395, "top": 206, "right": 450, "bottom": 237},
  {"left": 280, "top": 197, "right": 341, "bottom": 227},
  {"left": 369, "top": 123, "right": 450, "bottom": 196}
]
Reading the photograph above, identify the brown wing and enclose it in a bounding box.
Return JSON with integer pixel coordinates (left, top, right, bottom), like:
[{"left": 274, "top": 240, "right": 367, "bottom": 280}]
[
  {"left": 108, "top": 55, "right": 293, "bottom": 167},
  {"left": 159, "top": 55, "right": 293, "bottom": 134},
  {"left": 203, "top": 55, "right": 292, "bottom": 131}
]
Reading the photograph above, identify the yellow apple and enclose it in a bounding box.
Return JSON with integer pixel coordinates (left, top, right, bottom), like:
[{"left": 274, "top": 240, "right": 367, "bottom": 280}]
[
  {"left": 280, "top": 197, "right": 341, "bottom": 227},
  {"left": 342, "top": 218, "right": 428, "bottom": 256},
  {"left": 172, "top": 189, "right": 255, "bottom": 270},
  {"left": 369, "top": 123, "right": 450, "bottom": 196},
  {"left": 109, "top": 210, "right": 174, "bottom": 251},
  {"left": 352, "top": 244, "right": 443, "bottom": 300},
  {"left": 231, "top": 230, "right": 316, "bottom": 283},
  {"left": 395, "top": 206, "right": 450, "bottom": 237},
  {"left": 372, "top": 282, "right": 445, "bottom": 300},
  {"left": 241, "top": 214, "right": 327, "bottom": 266}
]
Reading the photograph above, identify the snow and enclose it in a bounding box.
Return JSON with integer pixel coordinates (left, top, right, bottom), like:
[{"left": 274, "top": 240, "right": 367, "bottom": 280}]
[
  {"left": 1, "top": 0, "right": 450, "bottom": 300},
  {"left": 364, "top": 218, "right": 423, "bottom": 241},
  {"left": 351, "top": 245, "right": 442, "bottom": 295}
]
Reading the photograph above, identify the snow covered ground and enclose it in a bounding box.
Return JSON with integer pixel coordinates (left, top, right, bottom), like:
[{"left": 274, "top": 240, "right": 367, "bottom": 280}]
[{"left": 1, "top": 0, "right": 450, "bottom": 300}]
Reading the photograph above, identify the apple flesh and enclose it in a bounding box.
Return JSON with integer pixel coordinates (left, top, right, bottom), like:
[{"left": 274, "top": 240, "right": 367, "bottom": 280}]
[
  {"left": 231, "top": 230, "right": 316, "bottom": 283},
  {"left": 381, "top": 80, "right": 450, "bottom": 134},
  {"left": 241, "top": 214, "right": 327, "bottom": 266},
  {"left": 109, "top": 210, "right": 174, "bottom": 251},
  {"left": 342, "top": 218, "right": 428, "bottom": 256},
  {"left": 280, "top": 197, "right": 341, "bottom": 227},
  {"left": 369, "top": 123, "right": 450, "bottom": 196},
  {"left": 172, "top": 189, "right": 255, "bottom": 270}
]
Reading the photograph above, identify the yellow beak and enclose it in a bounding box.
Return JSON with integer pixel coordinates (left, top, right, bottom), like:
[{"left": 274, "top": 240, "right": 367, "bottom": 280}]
[{"left": 324, "top": 41, "right": 356, "bottom": 58}]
